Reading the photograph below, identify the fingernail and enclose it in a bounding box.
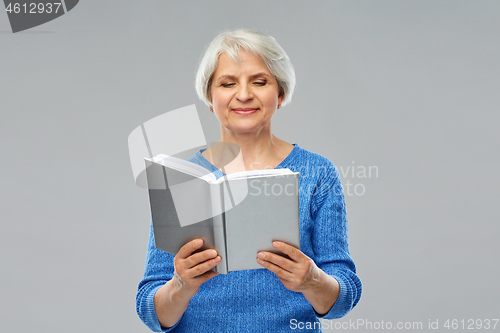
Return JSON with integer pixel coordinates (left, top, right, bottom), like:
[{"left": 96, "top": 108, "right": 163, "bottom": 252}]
[
  {"left": 210, "top": 250, "right": 217, "bottom": 257},
  {"left": 257, "top": 252, "right": 265, "bottom": 259},
  {"left": 272, "top": 241, "right": 280, "bottom": 247},
  {"left": 196, "top": 239, "right": 202, "bottom": 246},
  {"left": 213, "top": 256, "right": 221, "bottom": 263}
]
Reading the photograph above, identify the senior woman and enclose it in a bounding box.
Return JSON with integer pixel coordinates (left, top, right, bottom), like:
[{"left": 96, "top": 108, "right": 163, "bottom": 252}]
[{"left": 136, "top": 29, "right": 361, "bottom": 332}]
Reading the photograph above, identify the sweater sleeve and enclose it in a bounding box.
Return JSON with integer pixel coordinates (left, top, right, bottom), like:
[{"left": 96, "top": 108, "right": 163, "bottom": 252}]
[
  {"left": 136, "top": 221, "right": 181, "bottom": 332},
  {"left": 310, "top": 164, "right": 362, "bottom": 319}
]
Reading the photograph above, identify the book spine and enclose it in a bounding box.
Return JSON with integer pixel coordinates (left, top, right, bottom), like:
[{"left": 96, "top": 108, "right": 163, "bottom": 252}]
[{"left": 210, "top": 182, "right": 228, "bottom": 274}]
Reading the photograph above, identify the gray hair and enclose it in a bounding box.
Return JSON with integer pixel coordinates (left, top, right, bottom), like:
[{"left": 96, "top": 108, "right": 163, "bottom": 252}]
[{"left": 195, "top": 29, "right": 296, "bottom": 107}]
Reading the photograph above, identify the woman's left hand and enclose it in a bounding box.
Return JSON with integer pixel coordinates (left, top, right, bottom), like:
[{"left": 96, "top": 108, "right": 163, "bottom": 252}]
[{"left": 256, "top": 241, "right": 322, "bottom": 293}]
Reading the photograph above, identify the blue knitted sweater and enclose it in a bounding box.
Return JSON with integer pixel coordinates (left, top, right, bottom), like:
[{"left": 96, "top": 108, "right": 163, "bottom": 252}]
[{"left": 136, "top": 144, "right": 362, "bottom": 332}]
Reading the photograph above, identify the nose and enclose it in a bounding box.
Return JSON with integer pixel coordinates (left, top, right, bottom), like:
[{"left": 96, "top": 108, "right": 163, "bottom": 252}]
[{"left": 235, "top": 84, "right": 253, "bottom": 103}]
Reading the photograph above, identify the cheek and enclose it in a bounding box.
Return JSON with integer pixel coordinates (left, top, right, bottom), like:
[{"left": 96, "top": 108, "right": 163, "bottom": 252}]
[
  {"left": 264, "top": 92, "right": 279, "bottom": 106},
  {"left": 211, "top": 97, "right": 231, "bottom": 121},
  {"left": 262, "top": 86, "right": 280, "bottom": 105},
  {"left": 212, "top": 99, "right": 225, "bottom": 112},
  {"left": 211, "top": 90, "right": 230, "bottom": 108}
]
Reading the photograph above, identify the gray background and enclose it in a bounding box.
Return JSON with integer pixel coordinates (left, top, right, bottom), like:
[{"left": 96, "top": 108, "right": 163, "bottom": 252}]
[{"left": 1, "top": 1, "right": 498, "bottom": 332}]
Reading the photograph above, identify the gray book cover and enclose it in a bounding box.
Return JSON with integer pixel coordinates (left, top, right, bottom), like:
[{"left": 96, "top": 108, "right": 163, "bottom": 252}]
[{"left": 145, "top": 157, "right": 300, "bottom": 274}]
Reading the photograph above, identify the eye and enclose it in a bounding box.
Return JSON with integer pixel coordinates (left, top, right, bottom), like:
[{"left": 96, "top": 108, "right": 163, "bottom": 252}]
[
  {"left": 221, "top": 83, "right": 235, "bottom": 88},
  {"left": 254, "top": 81, "right": 266, "bottom": 86}
]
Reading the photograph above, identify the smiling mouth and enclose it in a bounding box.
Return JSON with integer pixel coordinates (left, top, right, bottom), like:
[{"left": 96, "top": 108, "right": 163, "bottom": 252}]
[{"left": 233, "top": 108, "right": 258, "bottom": 115}]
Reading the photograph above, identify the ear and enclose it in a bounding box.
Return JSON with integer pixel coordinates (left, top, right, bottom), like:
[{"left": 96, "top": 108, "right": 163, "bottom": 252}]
[{"left": 278, "top": 90, "right": 284, "bottom": 106}]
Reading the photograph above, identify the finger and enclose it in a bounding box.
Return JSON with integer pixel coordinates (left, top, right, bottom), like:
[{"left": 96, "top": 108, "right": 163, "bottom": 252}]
[
  {"left": 177, "top": 239, "right": 204, "bottom": 259},
  {"left": 272, "top": 241, "right": 304, "bottom": 262},
  {"left": 185, "top": 249, "right": 218, "bottom": 269},
  {"left": 257, "top": 251, "right": 295, "bottom": 272},
  {"left": 192, "top": 268, "right": 218, "bottom": 285},
  {"left": 187, "top": 255, "right": 221, "bottom": 279},
  {"left": 256, "top": 256, "right": 294, "bottom": 281}
]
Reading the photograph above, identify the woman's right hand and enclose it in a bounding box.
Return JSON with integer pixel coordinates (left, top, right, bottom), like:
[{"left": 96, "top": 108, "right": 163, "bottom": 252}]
[
  {"left": 154, "top": 239, "right": 220, "bottom": 328},
  {"left": 171, "top": 238, "right": 221, "bottom": 298}
]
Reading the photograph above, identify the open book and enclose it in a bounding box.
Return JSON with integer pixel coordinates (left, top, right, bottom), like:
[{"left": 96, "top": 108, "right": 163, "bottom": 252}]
[{"left": 145, "top": 154, "right": 300, "bottom": 274}]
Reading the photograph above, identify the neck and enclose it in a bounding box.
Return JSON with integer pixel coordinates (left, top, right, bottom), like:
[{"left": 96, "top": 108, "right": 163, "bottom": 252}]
[{"left": 214, "top": 124, "right": 285, "bottom": 171}]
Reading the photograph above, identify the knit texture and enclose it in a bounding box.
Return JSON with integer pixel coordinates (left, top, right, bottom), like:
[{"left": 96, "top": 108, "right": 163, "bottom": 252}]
[{"left": 136, "top": 144, "right": 362, "bottom": 332}]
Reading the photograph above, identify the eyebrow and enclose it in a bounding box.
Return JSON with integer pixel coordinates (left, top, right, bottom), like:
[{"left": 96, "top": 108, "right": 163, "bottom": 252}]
[{"left": 214, "top": 73, "right": 272, "bottom": 84}]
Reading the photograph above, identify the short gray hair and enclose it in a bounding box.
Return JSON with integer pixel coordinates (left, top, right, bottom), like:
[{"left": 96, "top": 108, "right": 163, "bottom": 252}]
[{"left": 195, "top": 29, "right": 296, "bottom": 107}]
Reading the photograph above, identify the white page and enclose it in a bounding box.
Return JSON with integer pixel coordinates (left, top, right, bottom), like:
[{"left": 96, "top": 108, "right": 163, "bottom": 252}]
[
  {"left": 225, "top": 168, "right": 293, "bottom": 180},
  {"left": 150, "top": 154, "right": 217, "bottom": 183}
]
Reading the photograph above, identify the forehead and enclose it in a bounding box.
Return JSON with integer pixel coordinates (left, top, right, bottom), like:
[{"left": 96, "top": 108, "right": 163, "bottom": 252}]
[{"left": 213, "top": 50, "right": 271, "bottom": 77}]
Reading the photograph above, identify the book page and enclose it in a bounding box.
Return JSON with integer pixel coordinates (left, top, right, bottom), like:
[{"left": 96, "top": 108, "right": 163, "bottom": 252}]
[
  {"left": 151, "top": 154, "right": 217, "bottom": 183},
  {"left": 224, "top": 168, "right": 294, "bottom": 180},
  {"left": 224, "top": 174, "right": 300, "bottom": 272}
]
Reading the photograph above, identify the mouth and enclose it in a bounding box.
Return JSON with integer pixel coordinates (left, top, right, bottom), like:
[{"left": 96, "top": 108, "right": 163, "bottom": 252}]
[{"left": 232, "top": 108, "right": 258, "bottom": 115}]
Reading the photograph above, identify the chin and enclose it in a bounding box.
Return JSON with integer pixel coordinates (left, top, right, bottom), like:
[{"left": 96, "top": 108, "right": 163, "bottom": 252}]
[
  {"left": 231, "top": 127, "right": 260, "bottom": 134},
  {"left": 225, "top": 123, "right": 262, "bottom": 134}
]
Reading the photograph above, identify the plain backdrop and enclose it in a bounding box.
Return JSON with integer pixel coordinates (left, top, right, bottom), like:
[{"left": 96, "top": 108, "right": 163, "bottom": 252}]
[{"left": 1, "top": 1, "right": 499, "bottom": 332}]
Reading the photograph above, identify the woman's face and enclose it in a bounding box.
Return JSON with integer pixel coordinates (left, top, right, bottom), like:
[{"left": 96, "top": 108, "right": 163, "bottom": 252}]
[{"left": 210, "top": 50, "right": 283, "bottom": 135}]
